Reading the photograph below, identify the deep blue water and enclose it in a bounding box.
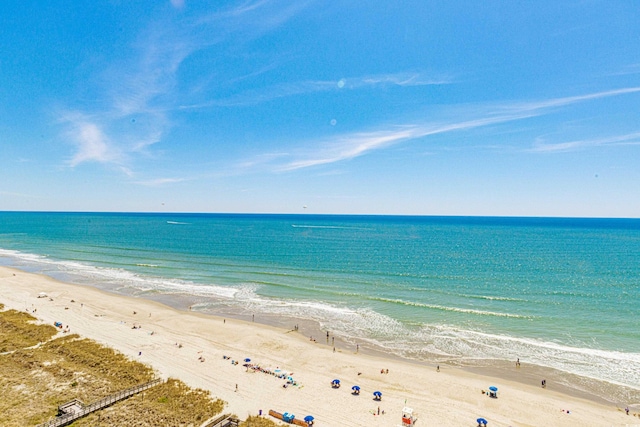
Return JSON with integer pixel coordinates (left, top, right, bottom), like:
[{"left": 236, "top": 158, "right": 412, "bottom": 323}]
[{"left": 1, "top": 212, "right": 639, "bottom": 393}]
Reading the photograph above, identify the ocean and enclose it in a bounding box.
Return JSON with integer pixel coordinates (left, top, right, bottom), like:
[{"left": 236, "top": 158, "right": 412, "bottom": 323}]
[{"left": 1, "top": 212, "right": 638, "bottom": 403}]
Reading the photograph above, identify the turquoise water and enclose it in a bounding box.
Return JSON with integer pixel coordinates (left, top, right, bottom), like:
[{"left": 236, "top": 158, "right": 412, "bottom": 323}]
[{"left": 1, "top": 212, "right": 639, "bottom": 395}]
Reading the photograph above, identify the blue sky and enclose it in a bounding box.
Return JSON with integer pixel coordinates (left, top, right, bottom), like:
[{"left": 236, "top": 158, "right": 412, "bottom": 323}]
[{"left": 1, "top": 1, "right": 639, "bottom": 217}]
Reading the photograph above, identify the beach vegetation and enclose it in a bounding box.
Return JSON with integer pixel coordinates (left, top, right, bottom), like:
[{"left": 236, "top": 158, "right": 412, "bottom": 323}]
[
  {"left": 0, "top": 307, "right": 224, "bottom": 426},
  {"left": 0, "top": 306, "right": 57, "bottom": 352},
  {"left": 72, "top": 378, "right": 225, "bottom": 426},
  {"left": 240, "top": 415, "right": 281, "bottom": 427}
]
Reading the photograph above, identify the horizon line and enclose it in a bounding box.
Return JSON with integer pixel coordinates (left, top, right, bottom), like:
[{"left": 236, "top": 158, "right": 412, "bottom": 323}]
[{"left": 0, "top": 210, "right": 638, "bottom": 221}]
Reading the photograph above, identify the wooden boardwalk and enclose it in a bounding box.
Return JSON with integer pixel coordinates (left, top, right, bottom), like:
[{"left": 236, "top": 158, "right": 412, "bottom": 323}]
[
  {"left": 202, "top": 414, "right": 240, "bottom": 427},
  {"left": 37, "top": 378, "right": 163, "bottom": 427}
]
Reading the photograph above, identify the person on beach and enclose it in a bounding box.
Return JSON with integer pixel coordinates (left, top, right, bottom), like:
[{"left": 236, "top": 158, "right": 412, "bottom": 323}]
[
  {"left": 437, "top": 365, "right": 440, "bottom": 372},
  {"left": 235, "top": 384, "right": 238, "bottom": 392}
]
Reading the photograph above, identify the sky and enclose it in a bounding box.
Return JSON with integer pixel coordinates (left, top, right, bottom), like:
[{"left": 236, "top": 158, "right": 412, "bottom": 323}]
[{"left": 1, "top": 1, "right": 640, "bottom": 217}]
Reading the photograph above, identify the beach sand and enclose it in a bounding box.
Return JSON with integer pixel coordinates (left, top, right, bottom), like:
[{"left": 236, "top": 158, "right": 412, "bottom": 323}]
[{"left": 1, "top": 266, "right": 634, "bottom": 426}]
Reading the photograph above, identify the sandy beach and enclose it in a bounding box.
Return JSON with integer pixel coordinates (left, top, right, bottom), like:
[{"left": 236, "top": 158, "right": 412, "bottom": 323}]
[{"left": 1, "top": 266, "right": 634, "bottom": 426}]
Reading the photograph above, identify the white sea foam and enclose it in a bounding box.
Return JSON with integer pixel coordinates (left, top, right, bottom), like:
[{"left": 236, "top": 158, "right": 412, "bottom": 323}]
[
  {"left": 460, "top": 294, "right": 526, "bottom": 302},
  {"left": 374, "top": 297, "right": 533, "bottom": 319}
]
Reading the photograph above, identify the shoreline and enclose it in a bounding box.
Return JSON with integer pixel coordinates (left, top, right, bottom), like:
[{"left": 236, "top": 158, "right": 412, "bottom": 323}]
[
  {"left": 1, "top": 266, "right": 636, "bottom": 426},
  {"left": 139, "top": 282, "right": 640, "bottom": 409}
]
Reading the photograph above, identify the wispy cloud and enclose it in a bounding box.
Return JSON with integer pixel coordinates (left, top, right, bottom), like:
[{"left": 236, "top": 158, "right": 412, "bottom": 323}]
[
  {"left": 280, "top": 128, "right": 418, "bottom": 171},
  {"left": 504, "top": 87, "right": 640, "bottom": 112},
  {"left": 59, "top": 28, "right": 186, "bottom": 170},
  {"left": 134, "top": 177, "right": 188, "bottom": 186},
  {"left": 530, "top": 132, "right": 640, "bottom": 153},
  {"left": 60, "top": 0, "right": 309, "bottom": 172},
  {"left": 196, "top": 0, "right": 310, "bottom": 40},
  {"left": 169, "top": 0, "right": 184, "bottom": 9},
  {"left": 264, "top": 87, "right": 640, "bottom": 171},
  {"left": 61, "top": 115, "right": 121, "bottom": 167},
  {"left": 607, "top": 63, "right": 640, "bottom": 76},
  {"left": 358, "top": 72, "right": 452, "bottom": 87},
  {"left": 179, "top": 71, "right": 452, "bottom": 110}
]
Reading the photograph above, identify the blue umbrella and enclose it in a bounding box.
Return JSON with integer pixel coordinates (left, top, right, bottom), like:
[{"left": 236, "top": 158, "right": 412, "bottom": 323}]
[
  {"left": 477, "top": 417, "right": 488, "bottom": 425},
  {"left": 373, "top": 391, "right": 382, "bottom": 397},
  {"left": 244, "top": 358, "right": 251, "bottom": 363},
  {"left": 304, "top": 415, "right": 314, "bottom": 422},
  {"left": 352, "top": 385, "right": 360, "bottom": 391},
  {"left": 488, "top": 386, "right": 498, "bottom": 392},
  {"left": 332, "top": 379, "right": 340, "bottom": 384}
]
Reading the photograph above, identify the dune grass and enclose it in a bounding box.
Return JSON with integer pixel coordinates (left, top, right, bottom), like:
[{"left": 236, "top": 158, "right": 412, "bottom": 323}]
[
  {"left": 239, "top": 416, "right": 281, "bottom": 427},
  {"left": 0, "top": 306, "right": 225, "bottom": 426},
  {"left": 0, "top": 305, "right": 58, "bottom": 352}
]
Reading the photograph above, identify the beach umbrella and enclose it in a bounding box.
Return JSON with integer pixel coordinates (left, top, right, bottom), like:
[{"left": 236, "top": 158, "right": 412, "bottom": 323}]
[
  {"left": 352, "top": 385, "right": 360, "bottom": 392},
  {"left": 332, "top": 379, "right": 340, "bottom": 384},
  {"left": 244, "top": 358, "right": 251, "bottom": 363},
  {"left": 304, "top": 415, "right": 314, "bottom": 422},
  {"left": 373, "top": 391, "right": 382, "bottom": 399},
  {"left": 488, "top": 386, "right": 498, "bottom": 392},
  {"left": 477, "top": 417, "right": 488, "bottom": 425}
]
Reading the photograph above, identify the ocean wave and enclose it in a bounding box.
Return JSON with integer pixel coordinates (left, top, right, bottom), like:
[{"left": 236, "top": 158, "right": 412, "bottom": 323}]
[
  {"left": 459, "top": 294, "right": 526, "bottom": 302},
  {"left": 405, "top": 326, "right": 640, "bottom": 391},
  {"left": 373, "top": 297, "right": 533, "bottom": 319},
  {"left": 291, "top": 224, "right": 369, "bottom": 230}
]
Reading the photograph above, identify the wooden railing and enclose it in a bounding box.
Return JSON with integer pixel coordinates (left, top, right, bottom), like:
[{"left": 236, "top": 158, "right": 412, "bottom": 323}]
[
  {"left": 202, "top": 415, "right": 240, "bottom": 427},
  {"left": 36, "top": 378, "right": 163, "bottom": 427}
]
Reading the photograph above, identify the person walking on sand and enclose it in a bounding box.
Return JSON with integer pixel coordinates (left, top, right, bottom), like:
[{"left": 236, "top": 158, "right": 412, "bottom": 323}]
[{"left": 235, "top": 384, "right": 238, "bottom": 392}]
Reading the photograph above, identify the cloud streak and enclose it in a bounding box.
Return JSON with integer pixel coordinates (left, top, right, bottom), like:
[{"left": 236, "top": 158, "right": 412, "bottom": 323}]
[
  {"left": 179, "top": 72, "right": 452, "bottom": 110},
  {"left": 530, "top": 132, "right": 640, "bottom": 153},
  {"left": 134, "top": 177, "right": 188, "bottom": 186},
  {"left": 269, "top": 87, "right": 640, "bottom": 171}
]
